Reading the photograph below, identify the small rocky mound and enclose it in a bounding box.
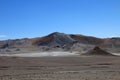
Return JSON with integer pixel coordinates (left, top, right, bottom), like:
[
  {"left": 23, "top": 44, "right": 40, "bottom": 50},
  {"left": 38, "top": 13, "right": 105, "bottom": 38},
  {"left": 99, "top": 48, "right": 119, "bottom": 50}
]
[{"left": 82, "top": 46, "right": 114, "bottom": 56}]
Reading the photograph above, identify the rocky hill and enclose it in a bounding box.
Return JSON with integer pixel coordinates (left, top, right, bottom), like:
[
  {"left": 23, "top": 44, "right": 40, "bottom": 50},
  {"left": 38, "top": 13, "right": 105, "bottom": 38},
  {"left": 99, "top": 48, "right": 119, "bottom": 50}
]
[
  {"left": 82, "top": 46, "right": 114, "bottom": 56},
  {"left": 0, "top": 32, "right": 120, "bottom": 53}
]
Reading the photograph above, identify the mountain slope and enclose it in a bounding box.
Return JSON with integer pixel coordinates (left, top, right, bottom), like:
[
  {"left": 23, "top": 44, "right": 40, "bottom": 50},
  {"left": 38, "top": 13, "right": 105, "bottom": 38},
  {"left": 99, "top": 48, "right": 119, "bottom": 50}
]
[{"left": 32, "top": 32, "right": 76, "bottom": 47}]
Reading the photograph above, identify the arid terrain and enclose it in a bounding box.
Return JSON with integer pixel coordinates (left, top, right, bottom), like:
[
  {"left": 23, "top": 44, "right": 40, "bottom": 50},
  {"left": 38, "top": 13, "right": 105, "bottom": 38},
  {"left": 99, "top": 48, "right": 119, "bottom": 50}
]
[
  {"left": 0, "top": 55, "right": 120, "bottom": 80},
  {"left": 0, "top": 32, "right": 120, "bottom": 80},
  {"left": 1, "top": 0, "right": 120, "bottom": 79}
]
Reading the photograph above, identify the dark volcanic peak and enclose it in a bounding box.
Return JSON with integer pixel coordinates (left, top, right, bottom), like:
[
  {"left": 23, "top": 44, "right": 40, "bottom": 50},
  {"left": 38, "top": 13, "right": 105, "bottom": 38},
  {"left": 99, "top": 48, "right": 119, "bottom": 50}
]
[
  {"left": 47, "top": 32, "right": 76, "bottom": 46},
  {"left": 47, "top": 32, "right": 65, "bottom": 36},
  {"left": 32, "top": 32, "right": 76, "bottom": 47}
]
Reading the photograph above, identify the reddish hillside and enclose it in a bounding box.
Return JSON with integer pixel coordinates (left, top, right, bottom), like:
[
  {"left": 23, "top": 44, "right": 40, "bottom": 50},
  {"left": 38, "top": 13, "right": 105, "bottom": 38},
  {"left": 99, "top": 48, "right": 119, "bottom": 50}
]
[{"left": 70, "top": 34, "right": 104, "bottom": 45}]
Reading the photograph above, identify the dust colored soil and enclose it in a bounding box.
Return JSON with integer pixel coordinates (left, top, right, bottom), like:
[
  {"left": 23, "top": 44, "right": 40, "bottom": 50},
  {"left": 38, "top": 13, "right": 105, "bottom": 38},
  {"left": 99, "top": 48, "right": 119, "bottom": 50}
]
[{"left": 0, "top": 56, "right": 120, "bottom": 80}]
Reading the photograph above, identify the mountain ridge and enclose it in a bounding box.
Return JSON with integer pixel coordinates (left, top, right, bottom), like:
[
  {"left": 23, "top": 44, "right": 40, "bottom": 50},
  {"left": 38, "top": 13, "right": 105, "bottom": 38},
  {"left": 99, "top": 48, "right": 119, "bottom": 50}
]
[{"left": 0, "top": 32, "right": 120, "bottom": 53}]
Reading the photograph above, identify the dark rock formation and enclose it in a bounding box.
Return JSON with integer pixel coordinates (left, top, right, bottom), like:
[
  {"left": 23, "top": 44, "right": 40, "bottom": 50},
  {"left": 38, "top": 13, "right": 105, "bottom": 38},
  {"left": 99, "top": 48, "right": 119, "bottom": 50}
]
[{"left": 83, "top": 46, "right": 114, "bottom": 56}]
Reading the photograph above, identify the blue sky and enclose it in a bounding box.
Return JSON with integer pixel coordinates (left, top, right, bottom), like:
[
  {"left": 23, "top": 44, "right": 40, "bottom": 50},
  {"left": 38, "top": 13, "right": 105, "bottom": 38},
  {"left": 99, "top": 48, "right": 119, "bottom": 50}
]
[{"left": 0, "top": 0, "right": 120, "bottom": 40}]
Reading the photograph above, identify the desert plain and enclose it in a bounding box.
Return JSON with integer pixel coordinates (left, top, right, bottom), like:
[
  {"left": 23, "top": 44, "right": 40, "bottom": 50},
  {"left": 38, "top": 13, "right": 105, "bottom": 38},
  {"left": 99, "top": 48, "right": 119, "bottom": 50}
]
[{"left": 0, "top": 52, "right": 120, "bottom": 80}]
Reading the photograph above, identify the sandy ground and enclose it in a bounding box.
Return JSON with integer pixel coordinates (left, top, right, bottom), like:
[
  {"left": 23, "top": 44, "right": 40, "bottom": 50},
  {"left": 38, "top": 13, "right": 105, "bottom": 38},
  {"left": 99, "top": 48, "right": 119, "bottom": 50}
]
[
  {"left": 0, "top": 52, "right": 79, "bottom": 57},
  {"left": 0, "top": 52, "right": 120, "bottom": 80}
]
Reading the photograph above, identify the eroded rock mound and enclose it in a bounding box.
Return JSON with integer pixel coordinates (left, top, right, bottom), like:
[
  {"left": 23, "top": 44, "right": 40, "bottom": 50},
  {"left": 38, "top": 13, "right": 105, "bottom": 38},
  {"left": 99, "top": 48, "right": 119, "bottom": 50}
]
[{"left": 83, "top": 46, "right": 114, "bottom": 56}]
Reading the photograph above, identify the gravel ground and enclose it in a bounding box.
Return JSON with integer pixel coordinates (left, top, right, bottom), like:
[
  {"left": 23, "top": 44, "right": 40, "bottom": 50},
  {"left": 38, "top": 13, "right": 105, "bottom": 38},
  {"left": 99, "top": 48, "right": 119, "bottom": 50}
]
[{"left": 0, "top": 54, "right": 120, "bottom": 80}]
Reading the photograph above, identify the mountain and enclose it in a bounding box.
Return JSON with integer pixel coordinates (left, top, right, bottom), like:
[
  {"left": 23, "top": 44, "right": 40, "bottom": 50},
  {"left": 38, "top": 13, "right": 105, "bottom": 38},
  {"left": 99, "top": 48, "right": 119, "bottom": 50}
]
[
  {"left": 0, "top": 32, "right": 120, "bottom": 53},
  {"left": 32, "top": 32, "right": 76, "bottom": 47}
]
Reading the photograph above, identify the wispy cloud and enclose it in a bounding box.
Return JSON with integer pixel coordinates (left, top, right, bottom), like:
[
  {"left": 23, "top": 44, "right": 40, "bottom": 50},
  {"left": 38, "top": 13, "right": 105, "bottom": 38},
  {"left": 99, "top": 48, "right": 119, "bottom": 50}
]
[{"left": 0, "top": 35, "right": 7, "bottom": 38}]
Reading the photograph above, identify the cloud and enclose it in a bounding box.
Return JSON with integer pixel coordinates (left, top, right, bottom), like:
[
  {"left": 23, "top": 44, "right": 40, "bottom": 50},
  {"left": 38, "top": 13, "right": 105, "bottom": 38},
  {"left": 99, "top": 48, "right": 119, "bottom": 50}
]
[{"left": 0, "top": 35, "right": 7, "bottom": 38}]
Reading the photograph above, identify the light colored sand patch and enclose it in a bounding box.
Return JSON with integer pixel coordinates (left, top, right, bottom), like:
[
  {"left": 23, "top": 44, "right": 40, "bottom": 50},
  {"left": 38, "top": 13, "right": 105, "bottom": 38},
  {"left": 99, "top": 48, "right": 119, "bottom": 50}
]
[
  {"left": 112, "top": 53, "right": 120, "bottom": 56},
  {"left": 0, "top": 52, "right": 79, "bottom": 57}
]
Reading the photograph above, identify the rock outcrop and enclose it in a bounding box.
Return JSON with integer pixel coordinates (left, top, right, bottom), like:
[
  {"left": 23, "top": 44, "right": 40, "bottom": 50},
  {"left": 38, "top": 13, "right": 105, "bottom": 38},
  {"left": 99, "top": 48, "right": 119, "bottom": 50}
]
[{"left": 82, "top": 46, "right": 114, "bottom": 56}]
